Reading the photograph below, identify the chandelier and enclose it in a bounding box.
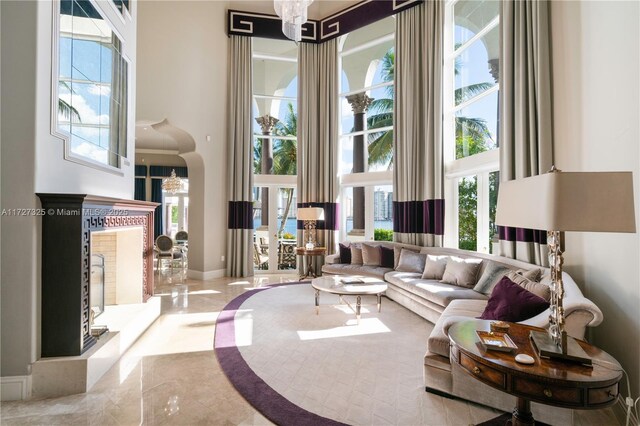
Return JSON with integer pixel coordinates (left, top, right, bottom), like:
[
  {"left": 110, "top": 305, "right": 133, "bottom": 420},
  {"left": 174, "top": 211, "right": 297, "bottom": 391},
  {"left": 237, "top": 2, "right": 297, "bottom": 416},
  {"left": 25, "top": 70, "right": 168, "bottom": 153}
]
[
  {"left": 274, "top": 0, "right": 314, "bottom": 42},
  {"left": 161, "top": 169, "right": 183, "bottom": 194}
]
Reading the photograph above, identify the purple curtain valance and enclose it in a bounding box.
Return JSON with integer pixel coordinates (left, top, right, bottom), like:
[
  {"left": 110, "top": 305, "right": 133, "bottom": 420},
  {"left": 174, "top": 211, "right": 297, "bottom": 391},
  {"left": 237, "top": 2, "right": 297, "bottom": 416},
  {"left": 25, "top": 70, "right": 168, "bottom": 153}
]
[
  {"left": 498, "top": 226, "right": 547, "bottom": 244},
  {"left": 393, "top": 199, "right": 444, "bottom": 235},
  {"left": 296, "top": 202, "right": 338, "bottom": 231},
  {"left": 228, "top": 201, "right": 254, "bottom": 230}
]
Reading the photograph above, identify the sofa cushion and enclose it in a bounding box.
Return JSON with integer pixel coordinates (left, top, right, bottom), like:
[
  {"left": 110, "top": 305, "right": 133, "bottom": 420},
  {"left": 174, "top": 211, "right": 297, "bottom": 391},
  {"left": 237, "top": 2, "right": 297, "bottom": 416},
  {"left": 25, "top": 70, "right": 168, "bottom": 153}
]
[
  {"left": 441, "top": 257, "right": 483, "bottom": 288},
  {"left": 339, "top": 243, "right": 351, "bottom": 264},
  {"left": 362, "top": 243, "right": 381, "bottom": 266},
  {"left": 505, "top": 271, "right": 551, "bottom": 301},
  {"left": 394, "top": 246, "right": 418, "bottom": 269},
  {"left": 396, "top": 249, "right": 427, "bottom": 273},
  {"left": 385, "top": 271, "right": 488, "bottom": 309},
  {"left": 421, "top": 255, "right": 449, "bottom": 280},
  {"left": 350, "top": 246, "right": 363, "bottom": 265},
  {"left": 473, "top": 261, "right": 512, "bottom": 295},
  {"left": 321, "top": 263, "right": 392, "bottom": 280},
  {"left": 479, "top": 276, "right": 550, "bottom": 322},
  {"left": 517, "top": 268, "right": 542, "bottom": 282},
  {"left": 427, "top": 299, "right": 488, "bottom": 358},
  {"left": 380, "top": 246, "right": 395, "bottom": 268}
]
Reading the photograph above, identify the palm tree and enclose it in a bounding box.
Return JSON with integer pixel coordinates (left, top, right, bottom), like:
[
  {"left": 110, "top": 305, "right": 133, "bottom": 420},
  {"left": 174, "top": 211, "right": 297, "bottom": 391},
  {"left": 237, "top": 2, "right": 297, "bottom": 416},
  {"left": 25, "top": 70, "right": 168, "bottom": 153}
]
[
  {"left": 272, "top": 102, "right": 297, "bottom": 237},
  {"left": 366, "top": 50, "right": 394, "bottom": 168},
  {"left": 366, "top": 47, "right": 495, "bottom": 168},
  {"left": 58, "top": 81, "right": 81, "bottom": 122}
]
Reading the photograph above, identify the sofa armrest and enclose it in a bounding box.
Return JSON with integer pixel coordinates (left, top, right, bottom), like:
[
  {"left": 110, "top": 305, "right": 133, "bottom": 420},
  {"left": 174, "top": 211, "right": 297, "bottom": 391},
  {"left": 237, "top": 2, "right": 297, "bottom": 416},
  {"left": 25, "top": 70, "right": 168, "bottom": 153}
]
[
  {"left": 520, "top": 297, "right": 603, "bottom": 340},
  {"left": 325, "top": 253, "right": 341, "bottom": 265}
]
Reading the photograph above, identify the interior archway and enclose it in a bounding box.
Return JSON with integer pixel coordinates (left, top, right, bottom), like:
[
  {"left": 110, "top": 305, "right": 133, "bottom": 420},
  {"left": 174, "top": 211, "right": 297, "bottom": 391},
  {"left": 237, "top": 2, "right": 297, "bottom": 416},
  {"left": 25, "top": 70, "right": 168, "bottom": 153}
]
[{"left": 134, "top": 119, "right": 206, "bottom": 281}]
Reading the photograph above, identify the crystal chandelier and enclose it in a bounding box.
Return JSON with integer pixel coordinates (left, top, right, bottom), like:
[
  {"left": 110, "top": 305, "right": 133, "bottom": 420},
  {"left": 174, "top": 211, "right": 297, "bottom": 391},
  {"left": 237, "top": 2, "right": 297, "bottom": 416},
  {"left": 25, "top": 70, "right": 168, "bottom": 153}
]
[
  {"left": 274, "top": 0, "right": 314, "bottom": 42},
  {"left": 161, "top": 169, "right": 183, "bottom": 194}
]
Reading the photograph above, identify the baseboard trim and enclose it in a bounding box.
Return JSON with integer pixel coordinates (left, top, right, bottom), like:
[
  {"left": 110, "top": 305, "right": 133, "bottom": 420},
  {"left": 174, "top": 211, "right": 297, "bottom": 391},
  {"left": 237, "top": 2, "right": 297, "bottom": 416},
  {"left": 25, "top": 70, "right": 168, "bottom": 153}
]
[
  {"left": 1, "top": 375, "right": 31, "bottom": 401},
  {"left": 187, "top": 269, "right": 225, "bottom": 280}
]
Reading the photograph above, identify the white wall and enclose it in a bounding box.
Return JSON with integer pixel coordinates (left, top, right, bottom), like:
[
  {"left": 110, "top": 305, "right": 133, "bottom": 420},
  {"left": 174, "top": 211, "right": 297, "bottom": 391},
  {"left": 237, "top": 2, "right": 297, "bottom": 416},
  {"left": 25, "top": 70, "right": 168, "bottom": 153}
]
[
  {"left": 136, "top": 1, "right": 229, "bottom": 275},
  {"left": 551, "top": 0, "right": 640, "bottom": 395},
  {"left": 1, "top": 0, "right": 137, "bottom": 381}
]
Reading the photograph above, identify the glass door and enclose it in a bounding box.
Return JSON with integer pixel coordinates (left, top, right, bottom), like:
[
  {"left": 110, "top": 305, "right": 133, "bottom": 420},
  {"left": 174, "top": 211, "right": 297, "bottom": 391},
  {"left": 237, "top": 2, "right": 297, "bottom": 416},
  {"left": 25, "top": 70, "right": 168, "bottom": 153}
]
[{"left": 253, "top": 185, "right": 298, "bottom": 273}]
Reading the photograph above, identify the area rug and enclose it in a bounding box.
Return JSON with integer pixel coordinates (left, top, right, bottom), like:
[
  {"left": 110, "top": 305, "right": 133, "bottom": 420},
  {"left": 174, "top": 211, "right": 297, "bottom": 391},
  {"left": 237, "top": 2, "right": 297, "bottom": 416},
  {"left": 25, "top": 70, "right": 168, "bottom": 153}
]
[{"left": 214, "top": 281, "right": 441, "bottom": 425}]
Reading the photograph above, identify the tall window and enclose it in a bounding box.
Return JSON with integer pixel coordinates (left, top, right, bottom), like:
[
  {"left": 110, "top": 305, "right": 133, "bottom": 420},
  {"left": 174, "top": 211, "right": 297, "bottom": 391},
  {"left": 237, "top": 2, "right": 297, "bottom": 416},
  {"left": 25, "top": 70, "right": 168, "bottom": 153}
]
[
  {"left": 338, "top": 17, "right": 395, "bottom": 242},
  {"left": 252, "top": 38, "right": 299, "bottom": 271},
  {"left": 57, "top": 0, "right": 128, "bottom": 169},
  {"left": 444, "top": 0, "right": 500, "bottom": 253}
]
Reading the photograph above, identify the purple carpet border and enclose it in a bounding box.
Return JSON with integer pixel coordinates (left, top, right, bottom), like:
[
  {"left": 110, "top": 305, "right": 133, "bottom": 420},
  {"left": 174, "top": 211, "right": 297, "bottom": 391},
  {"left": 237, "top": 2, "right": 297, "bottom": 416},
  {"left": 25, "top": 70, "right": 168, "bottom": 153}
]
[{"left": 214, "top": 282, "right": 347, "bottom": 426}]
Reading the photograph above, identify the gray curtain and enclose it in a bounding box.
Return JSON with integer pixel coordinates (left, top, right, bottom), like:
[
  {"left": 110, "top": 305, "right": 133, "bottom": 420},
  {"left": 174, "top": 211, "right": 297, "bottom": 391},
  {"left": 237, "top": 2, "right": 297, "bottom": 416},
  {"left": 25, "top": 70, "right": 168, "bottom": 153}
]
[
  {"left": 393, "top": 2, "right": 444, "bottom": 247},
  {"left": 297, "top": 39, "right": 339, "bottom": 275},
  {"left": 226, "top": 35, "right": 254, "bottom": 277},
  {"left": 498, "top": 0, "right": 553, "bottom": 266}
]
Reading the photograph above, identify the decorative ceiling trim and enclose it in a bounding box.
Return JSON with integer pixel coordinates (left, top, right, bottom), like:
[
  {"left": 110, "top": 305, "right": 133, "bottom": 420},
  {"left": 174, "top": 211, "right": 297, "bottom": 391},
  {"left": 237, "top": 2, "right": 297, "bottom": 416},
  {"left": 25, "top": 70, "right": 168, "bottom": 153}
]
[{"left": 227, "top": 0, "right": 423, "bottom": 43}]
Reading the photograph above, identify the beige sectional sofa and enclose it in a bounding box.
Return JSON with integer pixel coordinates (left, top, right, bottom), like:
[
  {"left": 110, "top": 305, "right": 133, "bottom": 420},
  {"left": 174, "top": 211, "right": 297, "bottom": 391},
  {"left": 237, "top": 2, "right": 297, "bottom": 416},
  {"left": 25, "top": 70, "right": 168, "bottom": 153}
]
[{"left": 321, "top": 241, "right": 603, "bottom": 424}]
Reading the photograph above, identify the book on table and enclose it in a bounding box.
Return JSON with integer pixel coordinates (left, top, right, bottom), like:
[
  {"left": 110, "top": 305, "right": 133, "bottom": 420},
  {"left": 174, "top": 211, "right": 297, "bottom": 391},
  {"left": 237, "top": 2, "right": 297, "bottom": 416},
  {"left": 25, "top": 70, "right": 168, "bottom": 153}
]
[{"left": 340, "top": 277, "right": 365, "bottom": 284}]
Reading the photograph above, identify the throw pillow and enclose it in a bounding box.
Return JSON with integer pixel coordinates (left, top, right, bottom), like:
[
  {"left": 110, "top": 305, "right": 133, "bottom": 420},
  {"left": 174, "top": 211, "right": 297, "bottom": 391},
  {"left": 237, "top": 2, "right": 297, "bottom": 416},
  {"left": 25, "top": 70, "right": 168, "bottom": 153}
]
[
  {"left": 479, "top": 276, "right": 550, "bottom": 322},
  {"left": 362, "top": 243, "right": 382, "bottom": 266},
  {"left": 393, "top": 246, "right": 418, "bottom": 269},
  {"left": 380, "top": 246, "right": 395, "bottom": 268},
  {"left": 505, "top": 271, "right": 551, "bottom": 302},
  {"left": 473, "top": 261, "right": 512, "bottom": 295},
  {"left": 421, "top": 255, "right": 449, "bottom": 280},
  {"left": 516, "top": 268, "right": 542, "bottom": 282},
  {"left": 440, "top": 257, "right": 483, "bottom": 288},
  {"left": 350, "top": 245, "right": 363, "bottom": 265},
  {"left": 339, "top": 243, "right": 351, "bottom": 264},
  {"left": 396, "top": 249, "right": 427, "bottom": 273}
]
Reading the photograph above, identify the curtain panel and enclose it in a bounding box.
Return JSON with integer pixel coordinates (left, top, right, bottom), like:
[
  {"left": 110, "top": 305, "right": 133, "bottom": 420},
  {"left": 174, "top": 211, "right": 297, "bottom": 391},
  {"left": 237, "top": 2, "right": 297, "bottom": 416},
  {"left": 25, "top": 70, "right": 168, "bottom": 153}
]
[
  {"left": 149, "top": 166, "right": 188, "bottom": 178},
  {"left": 134, "top": 178, "right": 146, "bottom": 201},
  {"left": 392, "top": 2, "right": 444, "bottom": 247},
  {"left": 151, "top": 178, "right": 163, "bottom": 239},
  {"left": 498, "top": 0, "right": 553, "bottom": 266},
  {"left": 226, "top": 35, "right": 254, "bottom": 277},
  {"left": 297, "top": 39, "right": 340, "bottom": 274}
]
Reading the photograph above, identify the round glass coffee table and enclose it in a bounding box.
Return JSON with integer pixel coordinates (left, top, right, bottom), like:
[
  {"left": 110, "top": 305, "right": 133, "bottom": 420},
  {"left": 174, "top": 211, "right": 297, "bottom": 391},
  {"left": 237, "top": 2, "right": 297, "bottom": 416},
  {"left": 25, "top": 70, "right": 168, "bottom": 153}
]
[{"left": 311, "top": 275, "right": 387, "bottom": 324}]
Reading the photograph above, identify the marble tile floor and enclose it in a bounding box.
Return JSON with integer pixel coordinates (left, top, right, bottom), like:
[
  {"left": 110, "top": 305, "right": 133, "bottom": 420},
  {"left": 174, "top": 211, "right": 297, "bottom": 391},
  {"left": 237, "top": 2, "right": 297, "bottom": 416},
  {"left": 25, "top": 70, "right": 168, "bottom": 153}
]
[{"left": 1, "top": 273, "right": 621, "bottom": 425}]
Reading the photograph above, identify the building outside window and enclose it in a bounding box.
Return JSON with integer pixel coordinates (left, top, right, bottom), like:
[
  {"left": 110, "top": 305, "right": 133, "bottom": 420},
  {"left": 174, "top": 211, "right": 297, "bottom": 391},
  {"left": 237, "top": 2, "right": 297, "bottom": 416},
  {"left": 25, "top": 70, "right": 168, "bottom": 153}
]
[
  {"left": 444, "top": 0, "right": 500, "bottom": 253},
  {"left": 338, "top": 16, "right": 395, "bottom": 242}
]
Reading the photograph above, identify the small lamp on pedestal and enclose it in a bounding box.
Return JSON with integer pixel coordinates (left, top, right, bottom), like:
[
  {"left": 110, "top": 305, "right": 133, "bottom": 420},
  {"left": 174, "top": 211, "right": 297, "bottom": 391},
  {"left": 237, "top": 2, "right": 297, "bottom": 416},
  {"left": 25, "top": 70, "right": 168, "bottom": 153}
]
[
  {"left": 297, "top": 207, "right": 324, "bottom": 250},
  {"left": 495, "top": 167, "right": 636, "bottom": 364}
]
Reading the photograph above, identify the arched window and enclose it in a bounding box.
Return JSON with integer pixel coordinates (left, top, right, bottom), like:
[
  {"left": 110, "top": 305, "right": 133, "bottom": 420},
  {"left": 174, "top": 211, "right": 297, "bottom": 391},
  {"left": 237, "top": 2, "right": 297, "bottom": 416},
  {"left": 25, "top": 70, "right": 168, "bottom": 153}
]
[
  {"left": 251, "top": 37, "right": 299, "bottom": 272},
  {"left": 338, "top": 16, "right": 395, "bottom": 242},
  {"left": 444, "top": 0, "right": 500, "bottom": 253}
]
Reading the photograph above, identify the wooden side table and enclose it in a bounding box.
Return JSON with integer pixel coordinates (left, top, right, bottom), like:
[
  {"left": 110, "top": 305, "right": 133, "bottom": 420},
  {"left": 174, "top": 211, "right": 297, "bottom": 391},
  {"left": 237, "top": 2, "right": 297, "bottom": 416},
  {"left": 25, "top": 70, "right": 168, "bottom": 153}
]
[
  {"left": 448, "top": 320, "right": 622, "bottom": 426},
  {"left": 295, "top": 247, "right": 326, "bottom": 280}
]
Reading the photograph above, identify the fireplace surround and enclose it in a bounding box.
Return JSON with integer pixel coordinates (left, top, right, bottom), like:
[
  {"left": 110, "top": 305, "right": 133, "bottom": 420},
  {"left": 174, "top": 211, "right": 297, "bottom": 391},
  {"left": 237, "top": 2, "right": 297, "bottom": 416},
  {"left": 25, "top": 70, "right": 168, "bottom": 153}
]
[{"left": 37, "top": 194, "right": 158, "bottom": 357}]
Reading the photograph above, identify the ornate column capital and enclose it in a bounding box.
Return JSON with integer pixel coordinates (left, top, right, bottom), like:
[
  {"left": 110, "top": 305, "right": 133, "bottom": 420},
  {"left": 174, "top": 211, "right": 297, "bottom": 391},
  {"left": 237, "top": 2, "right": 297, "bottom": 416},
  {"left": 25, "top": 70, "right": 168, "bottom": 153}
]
[
  {"left": 488, "top": 58, "right": 499, "bottom": 83},
  {"left": 346, "top": 93, "right": 374, "bottom": 114},
  {"left": 255, "top": 114, "right": 279, "bottom": 133}
]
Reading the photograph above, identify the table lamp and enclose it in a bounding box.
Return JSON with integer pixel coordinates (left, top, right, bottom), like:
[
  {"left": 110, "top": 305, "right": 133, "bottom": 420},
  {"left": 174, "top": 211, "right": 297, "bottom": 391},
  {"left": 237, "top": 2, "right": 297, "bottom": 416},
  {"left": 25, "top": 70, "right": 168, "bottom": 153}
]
[
  {"left": 297, "top": 207, "right": 324, "bottom": 250},
  {"left": 495, "top": 167, "right": 636, "bottom": 364}
]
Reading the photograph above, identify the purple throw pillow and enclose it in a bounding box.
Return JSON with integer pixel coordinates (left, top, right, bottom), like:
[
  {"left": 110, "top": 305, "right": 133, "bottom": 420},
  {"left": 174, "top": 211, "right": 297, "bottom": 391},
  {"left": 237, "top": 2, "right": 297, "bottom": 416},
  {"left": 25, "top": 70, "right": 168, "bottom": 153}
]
[
  {"left": 380, "top": 246, "right": 394, "bottom": 268},
  {"left": 339, "top": 243, "right": 351, "bottom": 264},
  {"left": 479, "top": 276, "right": 550, "bottom": 322}
]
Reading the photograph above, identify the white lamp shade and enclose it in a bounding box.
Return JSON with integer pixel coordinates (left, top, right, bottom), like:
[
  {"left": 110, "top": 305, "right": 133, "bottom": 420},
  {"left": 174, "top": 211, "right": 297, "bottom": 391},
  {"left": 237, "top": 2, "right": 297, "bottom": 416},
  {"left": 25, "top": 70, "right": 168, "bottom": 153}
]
[
  {"left": 495, "top": 171, "right": 636, "bottom": 233},
  {"left": 297, "top": 207, "right": 324, "bottom": 221}
]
